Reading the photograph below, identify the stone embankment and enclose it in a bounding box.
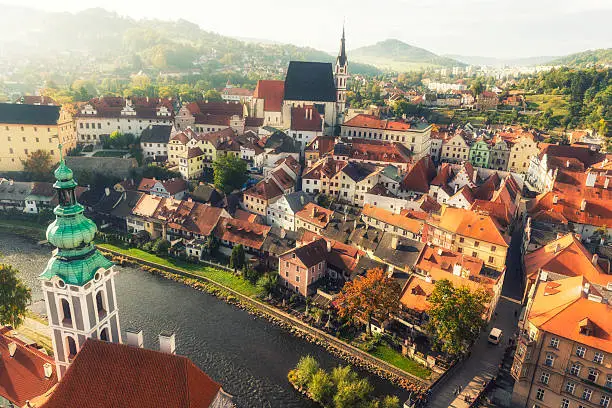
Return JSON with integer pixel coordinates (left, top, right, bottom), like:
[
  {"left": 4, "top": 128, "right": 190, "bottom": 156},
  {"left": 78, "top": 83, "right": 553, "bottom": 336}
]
[{"left": 100, "top": 248, "right": 431, "bottom": 393}]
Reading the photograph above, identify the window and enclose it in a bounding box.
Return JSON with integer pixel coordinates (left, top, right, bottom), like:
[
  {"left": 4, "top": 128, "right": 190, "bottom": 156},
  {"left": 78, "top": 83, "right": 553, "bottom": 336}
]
[
  {"left": 295, "top": 276, "right": 300, "bottom": 282},
  {"left": 577, "top": 346, "right": 586, "bottom": 358},
  {"left": 606, "top": 375, "right": 612, "bottom": 388},
  {"left": 61, "top": 298, "right": 72, "bottom": 324},
  {"left": 588, "top": 368, "right": 599, "bottom": 382},
  {"left": 474, "top": 241, "right": 480, "bottom": 247},
  {"left": 601, "top": 395, "right": 610, "bottom": 408},
  {"left": 66, "top": 336, "right": 77, "bottom": 359},
  {"left": 472, "top": 251, "right": 478, "bottom": 257},
  {"left": 536, "top": 388, "right": 545, "bottom": 401},
  {"left": 540, "top": 371, "right": 550, "bottom": 384},
  {"left": 488, "top": 256, "right": 495, "bottom": 263},
  {"left": 550, "top": 337, "right": 560, "bottom": 349},
  {"left": 545, "top": 354, "right": 555, "bottom": 367},
  {"left": 594, "top": 352, "right": 604, "bottom": 364},
  {"left": 561, "top": 399, "right": 570, "bottom": 408},
  {"left": 566, "top": 381, "right": 576, "bottom": 394},
  {"left": 100, "top": 327, "right": 109, "bottom": 342},
  {"left": 582, "top": 388, "right": 592, "bottom": 401},
  {"left": 96, "top": 291, "right": 107, "bottom": 318},
  {"left": 491, "top": 246, "right": 496, "bottom": 252},
  {"left": 570, "top": 362, "right": 581, "bottom": 376},
  {"left": 459, "top": 237, "right": 464, "bottom": 243}
]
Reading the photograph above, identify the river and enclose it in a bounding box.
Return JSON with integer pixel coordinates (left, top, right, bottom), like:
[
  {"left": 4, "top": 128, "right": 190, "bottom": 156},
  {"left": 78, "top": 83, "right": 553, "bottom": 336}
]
[{"left": 0, "top": 233, "right": 408, "bottom": 407}]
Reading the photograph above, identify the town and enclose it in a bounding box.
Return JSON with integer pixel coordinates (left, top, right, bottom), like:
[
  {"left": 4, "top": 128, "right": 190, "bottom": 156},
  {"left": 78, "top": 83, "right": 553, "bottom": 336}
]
[{"left": 0, "top": 6, "right": 611, "bottom": 408}]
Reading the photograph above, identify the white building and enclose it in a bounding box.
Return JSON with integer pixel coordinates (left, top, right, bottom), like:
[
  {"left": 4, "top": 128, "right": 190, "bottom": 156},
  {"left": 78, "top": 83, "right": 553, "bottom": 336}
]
[
  {"left": 140, "top": 125, "right": 172, "bottom": 161},
  {"left": 266, "top": 191, "right": 313, "bottom": 231}
]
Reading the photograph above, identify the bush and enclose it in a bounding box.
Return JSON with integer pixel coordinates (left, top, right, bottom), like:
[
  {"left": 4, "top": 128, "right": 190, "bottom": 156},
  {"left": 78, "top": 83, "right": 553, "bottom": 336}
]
[{"left": 152, "top": 238, "right": 170, "bottom": 254}]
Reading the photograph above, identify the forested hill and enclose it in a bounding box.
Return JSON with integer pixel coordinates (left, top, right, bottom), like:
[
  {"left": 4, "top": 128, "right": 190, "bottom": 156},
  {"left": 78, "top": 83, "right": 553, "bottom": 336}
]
[
  {"left": 549, "top": 49, "right": 612, "bottom": 68},
  {"left": 0, "top": 6, "right": 380, "bottom": 81}
]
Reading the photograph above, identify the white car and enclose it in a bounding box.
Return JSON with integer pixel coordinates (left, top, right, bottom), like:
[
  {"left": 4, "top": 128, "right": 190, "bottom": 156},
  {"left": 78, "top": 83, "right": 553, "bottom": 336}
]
[{"left": 488, "top": 328, "right": 503, "bottom": 345}]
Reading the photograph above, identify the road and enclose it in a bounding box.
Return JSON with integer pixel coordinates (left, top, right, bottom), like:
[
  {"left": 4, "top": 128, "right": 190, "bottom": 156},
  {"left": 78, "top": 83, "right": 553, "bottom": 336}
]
[{"left": 427, "top": 227, "right": 524, "bottom": 407}]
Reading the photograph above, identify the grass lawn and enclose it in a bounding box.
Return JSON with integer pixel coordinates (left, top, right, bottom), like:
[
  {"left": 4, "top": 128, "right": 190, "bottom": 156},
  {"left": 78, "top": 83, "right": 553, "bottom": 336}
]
[
  {"left": 92, "top": 150, "right": 128, "bottom": 157},
  {"left": 97, "top": 242, "right": 258, "bottom": 297},
  {"left": 525, "top": 94, "right": 569, "bottom": 117},
  {"left": 369, "top": 343, "right": 432, "bottom": 379},
  {"left": 0, "top": 218, "right": 47, "bottom": 240}
]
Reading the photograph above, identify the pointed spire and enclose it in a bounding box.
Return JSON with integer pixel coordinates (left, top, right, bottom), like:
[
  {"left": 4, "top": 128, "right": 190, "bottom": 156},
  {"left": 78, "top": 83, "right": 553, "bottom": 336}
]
[{"left": 337, "top": 23, "right": 347, "bottom": 67}]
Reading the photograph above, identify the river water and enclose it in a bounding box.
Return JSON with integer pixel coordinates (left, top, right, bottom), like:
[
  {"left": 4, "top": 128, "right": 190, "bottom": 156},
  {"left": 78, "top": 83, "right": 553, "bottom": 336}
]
[{"left": 0, "top": 233, "right": 408, "bottom": 407}]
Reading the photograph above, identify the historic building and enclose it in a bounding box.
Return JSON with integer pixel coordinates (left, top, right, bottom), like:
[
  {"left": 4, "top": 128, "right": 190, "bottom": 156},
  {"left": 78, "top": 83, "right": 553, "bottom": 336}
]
[
  {"left": 335, "top": 26, "right": 349, "bottom": 122},
  {"left": 39, "top": 156, "right": 122, "bottom": 379}
]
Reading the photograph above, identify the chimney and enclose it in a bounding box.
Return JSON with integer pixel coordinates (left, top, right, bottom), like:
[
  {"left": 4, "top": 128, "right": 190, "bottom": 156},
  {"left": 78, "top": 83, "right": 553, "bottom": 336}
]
[
  {"left": 312, "top": 206, "right": 316, "bottom": 217},
  {"left": 552, "top": 194, "right": 558, "bottom": 204},
  {"left": 8, "top": 342, "right": 16, "bottom": 357},
  {"left": 592, "top": 253, "right": 599, "bottom": 266},
  {"left": 580, "top": 199, "right": 587, "bottom": 211},
  {"left": 454, "top": 184, "right": 458, "bottom": 194},
  {"left": 424, "top": 274, "right": 432, "bottom": 283},
  {"left": 437, "top": 248, "right": 443, "bottom": 256},
  {"left": 126, "top": 329, "right": 144, "bottom": 348},
  {"left": 583, "top": 282, "right": 591, "bottom": 295},
  {"left": 585, "top": 172, "right": 597, "bottom": 187},
  {"left": 159, "top": 332, "right": 176, "bottom": 354},
  {"left": 280, "top": 228, "right": 286, "bottom": 239},
  {"left": 105, "top": 187, "right": 110, "bottom": 196},
  {"left": 43, "top": 363, "right": 53, "bottom": 379},
  {"left": 554, "top": 243, "right": 561, "bottom": 253},
  {"left": 473, "top": 169, "right": 478, "bottom": 181},
  {"left": 605, "top": 178, "right": 610, "bottom": 189},
  {"left": 391, "top": 235, "right": 399, "bottom": 250},
  {"left": 566, "top": 160, "right": 570, "bottom": 168},
  {"left": 326, "top": 239, "right": 332, "bottom": 253},
  {"left": 453, "top": 263, "right": 462, "bottom": 276}
]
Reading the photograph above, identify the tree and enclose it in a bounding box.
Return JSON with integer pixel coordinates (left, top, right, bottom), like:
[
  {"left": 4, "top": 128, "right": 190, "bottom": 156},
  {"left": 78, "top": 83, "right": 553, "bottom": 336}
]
[
  {"left": 212, "top": 153, "right": 248, "bottom": 193},
  {"left": 471, "top": 79, "right": 484, "bottom": 97},
  {"left": 21, "top": 150, "right": 55, "bottom": 181},
  {"left": 0, "top": 264, "right": 32, "bottom": 328},
  {"left": 203, "top": 89, "right": 222, "bottom": 101},
  {"left": 333, "top": 377, "right": 372, "bottom": 408},
  {"left": 152, "top": 238, "right": 170, "bottom": 255},
  {"left": 335, "top": 268, "right": 401, "bottom": 334},
  {"left": 291, "top": 355, "right": 320, "bottom": 389},
  {"left": 256, "top": 273, "right": 278, "bottom": 297},
  {"left": 229, "top": 244, "right": 246, "bottom": 271},
  {"left": 426, "top": 279, "right": 490, "bottom": 356},
  {"left": 308, "top": 369, "right": 333, "bottom": 404}
]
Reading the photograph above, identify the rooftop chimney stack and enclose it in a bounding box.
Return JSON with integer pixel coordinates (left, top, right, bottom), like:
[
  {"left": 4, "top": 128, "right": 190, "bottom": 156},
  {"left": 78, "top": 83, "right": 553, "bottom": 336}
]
[
  {"left": 566, "top": 160, "right": 570, "bottom": 168},
  {"left": 43, "top": 363, "right": 53, "bottom": 379},
  {"left": 159, "top": 332, "right": 176, "bottom": 354},
  {"left": 326, "top": 239, "right": 332, "bottom": 253},
  {"left": 126, "top": 329, "right": 144, "bottom": 348},
  {"left": 592, "top": 254, "right": 599, "bottom": 266},
  {"left": 580, "top": 199, "right": 587, "bottom": 211},
  {"left": 585, "top": 172, "right": 597, "bottom": 187},
  {"left": 552, "top": 194, "right": 559, "bottom": 204},
  {"left": 8, "top": 342, "right": 16, "bottom": 357},
  {"left": 605, "top": 177, "right": 610, "bottom": 189},
  {"left": 391, "top": 235, "right": 399, "bottom": 250}
]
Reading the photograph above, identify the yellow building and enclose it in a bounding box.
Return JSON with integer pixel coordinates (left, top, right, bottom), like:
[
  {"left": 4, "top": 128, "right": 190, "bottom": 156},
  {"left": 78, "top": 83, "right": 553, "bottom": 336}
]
[
  {"left": 0, "top": 103, "right": 76, "bottom": 172},
  {"left": 502, "top": 131, "right": 540, "bottom": 174}
]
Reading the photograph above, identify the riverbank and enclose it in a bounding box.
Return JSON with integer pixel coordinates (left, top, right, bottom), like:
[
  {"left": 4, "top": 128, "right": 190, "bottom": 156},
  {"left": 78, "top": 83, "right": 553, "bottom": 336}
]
[
  {"left": 0, "top": 218, "right": 46, "bottom": 241},
  {"left": 99, "top": 246, "right": 433, "bottom": 391}
]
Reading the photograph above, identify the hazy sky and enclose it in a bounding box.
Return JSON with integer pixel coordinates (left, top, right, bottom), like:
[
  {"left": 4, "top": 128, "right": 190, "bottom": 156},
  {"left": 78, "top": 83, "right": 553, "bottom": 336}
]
[{"left": 3, "top": 0, "right": 611, "bottom": 57}]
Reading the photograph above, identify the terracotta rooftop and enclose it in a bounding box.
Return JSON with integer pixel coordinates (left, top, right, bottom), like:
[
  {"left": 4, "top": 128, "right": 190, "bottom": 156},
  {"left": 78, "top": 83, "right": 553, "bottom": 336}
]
[
  {"left": 430, "top": 206, "right": 509, "bottom": 247},
  {"left": 402, "top": 156, "right": 437, "bottom": 194},
  {"left": 215, "top": 217, "right": 270, "bottom": 250},
  {"left": 253, "top": 80, "right": 284, "bottom": 112},
  {"left": 290, "top": 105, "right": 323, "bottom": 132},
  {"left": 343, "top": 114, "right": 412, "bottom": 131},
  {"left": 244, "top": 179, "right": 283, "bottom": 201},
  {"left": 295, "top": 202, "right": 334, "bottom": 228},
  {"left": 362, "top": 204, "right": 423, "bottom": 234}
]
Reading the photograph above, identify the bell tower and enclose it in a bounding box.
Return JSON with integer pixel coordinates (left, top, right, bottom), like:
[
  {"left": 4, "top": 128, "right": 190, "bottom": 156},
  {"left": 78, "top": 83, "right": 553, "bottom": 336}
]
[
  {"left": 40, "top": 148, "right": 121, "bottom": 379},
  {"left": 335, "top": 24, "right": 349, "bottom": 122}
]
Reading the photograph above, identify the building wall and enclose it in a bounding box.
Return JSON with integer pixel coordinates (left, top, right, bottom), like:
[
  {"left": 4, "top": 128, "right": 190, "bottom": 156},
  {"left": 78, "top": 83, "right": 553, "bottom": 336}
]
[
  {"left": 508, "top": 137, "right": 539, "bottom": 174},
  {"left": 489, "top": 141, "right": 510, "bottom": 171},
  {"left": 76, "top": 116, "right": 172, "bottom": 144},
  {"left": 440, "top": 134, "right": 470, "bottom": 164},
  {"left": 340, "top": 125, "right": 432, "bottom": 160},
  {"left": 278, "top": 255, "right": 326, "bottom": 296},
  {"left": 142, "top": 142, "right": 168, "bottom": 160},
  {"left": 468, "top": 141, "right": 491, "bottom": 168},
  {"left": 267, "top": 198, "right": 296, "bottom": 231}
]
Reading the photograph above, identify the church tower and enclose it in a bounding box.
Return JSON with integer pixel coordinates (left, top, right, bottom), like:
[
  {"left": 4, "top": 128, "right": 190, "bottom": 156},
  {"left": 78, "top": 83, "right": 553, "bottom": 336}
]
[
  {"left": 40, "top": 150, "right": 121, "bottom": 379},
  {"left": 334, "top": 25, "right": 349, "bottom": 121}
]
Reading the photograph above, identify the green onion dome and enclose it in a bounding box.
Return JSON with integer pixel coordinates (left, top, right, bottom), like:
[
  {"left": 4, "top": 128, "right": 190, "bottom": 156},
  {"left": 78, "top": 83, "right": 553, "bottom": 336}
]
[
  {"left": 54, "top": 160, "right": 73, "bottom": 183},
  {"left": 46, "top": 213, "right": 97, "bottom": 249}
]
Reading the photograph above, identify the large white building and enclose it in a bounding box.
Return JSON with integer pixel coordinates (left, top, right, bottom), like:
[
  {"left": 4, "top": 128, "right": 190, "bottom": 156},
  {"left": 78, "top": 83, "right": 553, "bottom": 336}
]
[
  {"left": 75, "top": 97, "right": 174, "bottom": 145},
  {"left": 266, "top": 191, "right": 313, "bottom": 231}
]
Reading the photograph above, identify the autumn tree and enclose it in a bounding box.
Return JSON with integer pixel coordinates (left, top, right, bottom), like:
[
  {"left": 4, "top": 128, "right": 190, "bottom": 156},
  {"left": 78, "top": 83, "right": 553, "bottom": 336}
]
[
  {"left": 335, "top": 268, "right": 401, "bottom": 335},
  {"left": 21, "top": 149, "right": 55, "bottom": 181},
  {"left": 426, "top": 279, "right": 490, "bottom": 356},
  {"left": 0, "top": 264, "right": 31, "bottom": 328},
  {"left": 203, "top": 89, "right": 222, "bottom": 101},
  {"left": 212, "top": 153, "right": 247, "bottom": 193}
]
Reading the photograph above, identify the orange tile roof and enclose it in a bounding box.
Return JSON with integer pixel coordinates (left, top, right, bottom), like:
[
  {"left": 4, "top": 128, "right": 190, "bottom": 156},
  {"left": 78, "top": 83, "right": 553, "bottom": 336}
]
[
  {"left": 291, "top": 105, "right": 323, "bottom": 132},
  {"left": 244, "top": 179, "right": 283, "bottom": 201},
  {"left": 362, "top": 204, "right": 423, "bottom": 234},
  {"left": 0, "top": 327, "right": 57, "bottom": 407},
  {"left": 39, "top": 339, "right": 222, "bottom": 408},
  {"left": 399, "top": 276, "right": 434, "bottom": 312},
  {"left": 523, "top": 233, "right": 610, "bottom": 286},
  {"left": 402, "top": 156, "right": 437, "bottom": 193},
  {"left": 215, "top": 217, "right": 271, "bottom": 250},
  {"left": 430, "top": 207, "right": 509, "bottom": 247},
  {"left": 295, "top": 202, "right": 334, "bottom": 228},
  {"left": 233, "top": 208, "right": 260, "bottom": 223},
  {"left": 528, "top": 276, "right": 612, "bottom": 353},
  {"left": 343, "top": 114, "right": 412, "bottom": 131},
  {"left": 131, "top": 194, "right": 164, "bottom": 218}
]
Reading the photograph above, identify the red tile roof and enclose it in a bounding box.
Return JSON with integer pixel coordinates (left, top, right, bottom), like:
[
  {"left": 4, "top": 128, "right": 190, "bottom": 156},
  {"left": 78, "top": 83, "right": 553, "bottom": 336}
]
[
  {"left": 429, "top": 206, "right": 509, "bottom": 247},
  {"left": 362, "top": 204, "right": 424, "bottom": 234},
  {"left": 0, "top": 327, "right": 57, "bottom": 407},
  {"left": 290, "top": 105, "right": 323, "bottom": 132},
  {"left": 305, "top": 136, "right": 336, "bottom": 156},
  {"left": 215, "top": 217, "right": 271, "bottom": 250},
  {"left": 244, "top": 179, "right": 283, "bottom": 201},
  {"left": 337, "top": 140, "right": 412, "bottom": 165},
  {"left": 75, "top": 97, "right": 174, "bottom": 119},
  {"left": 402, "top": 156, "right": 437, "bottom": 193},
  {"left": 253, "top": 80, "right": 284, "bottom": 112},
  {"left": 138, "top": 178, "right": 188, "bottom": 195},
  {"left": 343, "top": 114, "right": 412, "bottom": 131},
  {"left": 39, "top": 339, "right": 223, "bottom": 408},
  {"left": 295, "top": 202, "right": 334, "bottom": 228}
]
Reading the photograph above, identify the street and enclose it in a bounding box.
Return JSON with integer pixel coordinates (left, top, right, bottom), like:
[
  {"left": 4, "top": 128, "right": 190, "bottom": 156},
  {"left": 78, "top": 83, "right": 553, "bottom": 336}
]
[{"left": 427, "top": 227, "right": 524, "bottom": 407}]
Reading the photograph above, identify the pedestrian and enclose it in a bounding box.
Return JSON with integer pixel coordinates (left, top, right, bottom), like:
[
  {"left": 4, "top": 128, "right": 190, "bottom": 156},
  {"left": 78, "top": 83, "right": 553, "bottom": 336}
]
[{"left": 514, "top": 309, "right": 518, "bottom": 317}]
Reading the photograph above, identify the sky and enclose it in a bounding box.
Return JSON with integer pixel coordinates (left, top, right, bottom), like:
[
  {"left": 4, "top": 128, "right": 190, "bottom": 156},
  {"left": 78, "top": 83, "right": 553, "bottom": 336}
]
[{"left": 2, "top": 0, "right": 611, "bottom": 58}]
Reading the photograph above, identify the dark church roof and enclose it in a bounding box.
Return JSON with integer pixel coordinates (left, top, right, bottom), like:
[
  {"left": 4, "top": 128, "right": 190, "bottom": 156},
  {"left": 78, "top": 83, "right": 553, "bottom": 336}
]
[
  {"left": 140, "top": 125, "right": 172, "bottom": 144},
  {"left": 0, "top": 103, "right": 60, "bottom": 125},
  {"left": 284, "top": 61, "right": 336, "bottom": 103},
  {"left": 337, "top": 28, "right": 347, "bottom": 67}
]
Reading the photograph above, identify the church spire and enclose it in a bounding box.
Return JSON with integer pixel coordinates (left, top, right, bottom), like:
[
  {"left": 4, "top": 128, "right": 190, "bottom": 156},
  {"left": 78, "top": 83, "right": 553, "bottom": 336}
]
[{"left": 337, "top": 24, "right": 347, "bottom": 68}]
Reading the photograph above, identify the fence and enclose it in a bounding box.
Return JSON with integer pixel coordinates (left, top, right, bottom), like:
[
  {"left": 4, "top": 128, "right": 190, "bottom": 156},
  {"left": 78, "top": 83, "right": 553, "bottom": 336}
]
[{"left": 99, "top": 246, "right": 431, "bottom": 388}]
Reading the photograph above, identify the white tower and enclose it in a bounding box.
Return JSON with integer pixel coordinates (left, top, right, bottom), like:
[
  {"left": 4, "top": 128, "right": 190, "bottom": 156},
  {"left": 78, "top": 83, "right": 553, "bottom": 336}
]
[
  {"left": 335, "top": 25, "right": 349, "bottom": 122},
  {"left": 40, "top": 153, "right": 121, "bottom": 379}
]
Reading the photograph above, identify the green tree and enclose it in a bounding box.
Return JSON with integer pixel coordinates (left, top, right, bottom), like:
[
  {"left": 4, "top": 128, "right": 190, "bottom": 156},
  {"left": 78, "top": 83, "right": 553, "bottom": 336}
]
[
  {"left": 426, "top": 279, "right": 490, "bottom": 356},
  {"left": 308, "top": 369, "right": 333, "bottom": 404},
  {"left": 21, "top": 149, "right": 55, "bottom": 181},
  {"left": 256, "top": 272, "right": 278, "bottom": 297},
  {"left": 212, "top": 153, "right": 247, "bottom": 193},
  {"left": 333, "top": 377, "right": 373, "bottom": 408},
  {"left": 203, "top": 89, "right": 222, "bottom": 101},
  {"left": 229, "top": 244, "right": 246, "bottom": 271},
  {"left": 0, "top": 264, "right": 32, "bottom": 328},
  {"left": 291, "top": 355, "right": 320, "bottom": 389}
]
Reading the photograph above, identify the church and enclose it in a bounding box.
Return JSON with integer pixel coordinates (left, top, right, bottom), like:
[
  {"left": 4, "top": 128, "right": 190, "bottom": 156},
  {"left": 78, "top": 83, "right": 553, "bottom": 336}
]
[
  {"left": 0, "top": 154, "right": 234, "bottom": 407},
  {"left": 252, "top": 27, "right": 349, "bottom": 135}
]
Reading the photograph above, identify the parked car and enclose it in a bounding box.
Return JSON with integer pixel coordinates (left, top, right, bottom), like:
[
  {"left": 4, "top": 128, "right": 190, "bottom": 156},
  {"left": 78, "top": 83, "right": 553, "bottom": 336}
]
[{"left": 488, "top": 328, "right": 503, "bottom": 345}]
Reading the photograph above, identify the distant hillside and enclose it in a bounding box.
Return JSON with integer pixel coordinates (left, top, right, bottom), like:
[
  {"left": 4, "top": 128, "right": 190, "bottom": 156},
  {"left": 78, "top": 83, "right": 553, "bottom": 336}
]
[
  {"left": 0, "top": 6, "right": 380, "bottom": 87},
  {"left": 351, "top": 39, "right": 464, "bottom": 71},
  {"left": 445, "top": 55, "right": 558, "bottom": 67},
  {"left": 549, "top": 48, "right": 612, "bottom": 68}
]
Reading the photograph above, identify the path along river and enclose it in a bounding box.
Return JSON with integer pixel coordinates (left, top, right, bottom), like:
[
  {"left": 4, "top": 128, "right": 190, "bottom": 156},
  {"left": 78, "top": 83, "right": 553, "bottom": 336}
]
[{"left": 0, "top": 233, "right": 408, "bottom": 407}]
